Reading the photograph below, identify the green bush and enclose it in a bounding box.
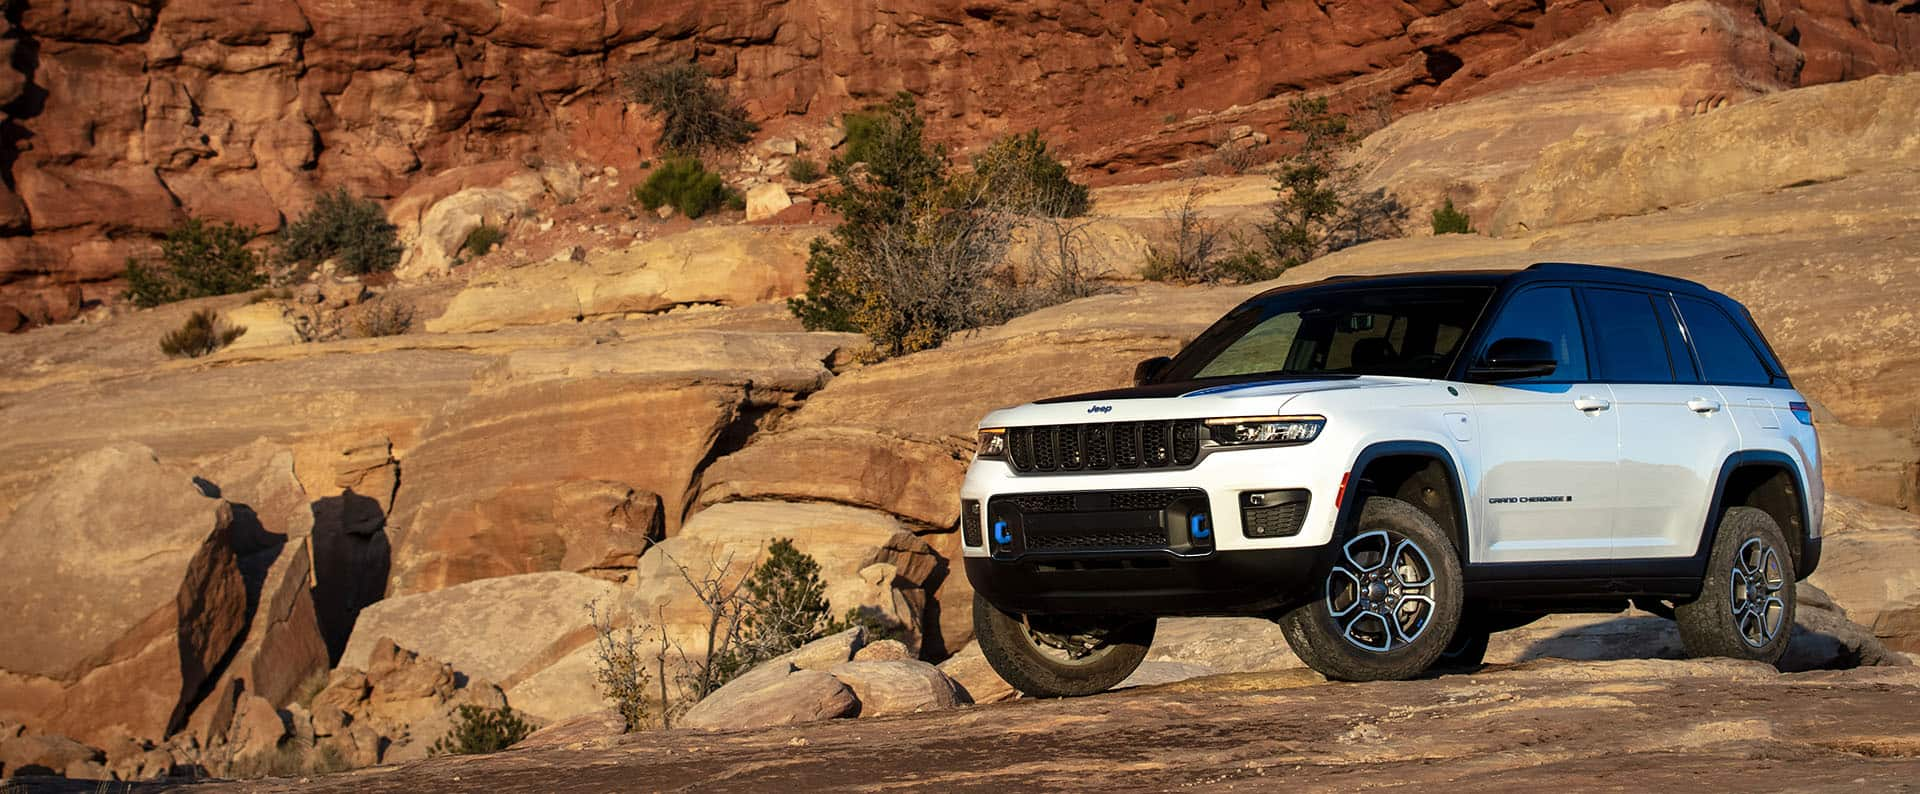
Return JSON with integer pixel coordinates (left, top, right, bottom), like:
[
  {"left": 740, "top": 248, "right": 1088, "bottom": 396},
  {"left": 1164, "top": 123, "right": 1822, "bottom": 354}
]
[
  {"left": 787, "top": 157, "right": 824, "bottom": 183},
  {"left": 711, "top": 538, "right": 839, "bottom": 684},
  {"left": 159, "top": 309, "right": 246, "bottom": 358},
  {"left": 462, "top": 224, "right": 505, "bottom": 257},
  {"left": 280, "top": 188, "right": 403, "bottom": 275},
  {"left": 1431, "top": 197, "right": 1474, "bottom": 235},
  {"left": 124, "top": 219, "right": 265, "bottom": 308},
  {"left": 620, "top": 62, "right": 756, "bottom": 155},
  {"left": 955, "top": 130, "right": 1090, "bottom": 217},
  {"left": 428, "top": 705, "right": 534, "bottom": 756},
  {"left": 1256, "top": 98, "right": 1406, "bottom": 271},
  {"left": 793, "top": 94, "right": 1099, "bottom": 357},
  {"left": 633, "top": 158, "right": 733, "bottom": 219},
  {"left": 837, "top": 108, "right": 889, "bottom": 167}
]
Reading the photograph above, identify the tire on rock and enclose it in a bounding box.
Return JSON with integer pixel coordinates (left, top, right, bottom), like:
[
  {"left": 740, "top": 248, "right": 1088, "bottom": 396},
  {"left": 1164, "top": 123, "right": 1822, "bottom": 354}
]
[
  {"left": 1279, "top": 496, "right": 1464, "bottom": 681},
  {"left": 1675, "top": 506, "right": 1796, "bottom": 665},
  {"left": 973, "top": 592, "right": 1154, "bottom": 698}
]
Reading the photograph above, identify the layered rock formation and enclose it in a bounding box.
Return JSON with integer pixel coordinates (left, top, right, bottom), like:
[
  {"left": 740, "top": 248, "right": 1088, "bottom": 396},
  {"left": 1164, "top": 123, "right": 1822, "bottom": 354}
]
[{"left": 3, "top": 0, "right": 1918, "bottom": 325}]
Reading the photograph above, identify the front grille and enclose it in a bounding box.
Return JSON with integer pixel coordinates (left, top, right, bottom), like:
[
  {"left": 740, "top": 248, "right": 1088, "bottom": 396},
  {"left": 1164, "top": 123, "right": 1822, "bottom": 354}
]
[
  {"left": 1010, "top": 493, "right": 1076, "bottom": 513},
  {"left": 1028, "top": 530, "right": 1169, "bottom": 552},
  {"left": 1242, "top": 498, "right": 1309, "bottom": 539},
  {"left": 1006, "top": 420, "right": 1204, "bottom": 474}
]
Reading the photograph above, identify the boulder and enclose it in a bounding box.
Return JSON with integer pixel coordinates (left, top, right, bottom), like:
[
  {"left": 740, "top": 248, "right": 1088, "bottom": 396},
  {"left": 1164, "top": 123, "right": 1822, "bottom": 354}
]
[
  {"left": 395, "top": 172, "right": 546, "bottom": 277},
  {"left": 770, "top": 627, "right": 867, "bottom": 671},
  {"left": 413, "top": 479, "right": 663, "bottom": 584},
  {"left": 695, "top": 428, "right": 967, "bottom": 530},
  {"left": 341, "top": 571, "right": 624, "bottom": 685},
  {"left": 222, "top": 302, "right": 304, "bottom": 350},
  {"left": 426, "top": 226, "right": 815, "bottom": 333},
  {"left": 386, "top": 379, "right": 748, "bottom": 592},
  {"left": 0, "top": 444, "right": 248, "bottom": 746},
  {"left": 226, "top": 694, "right": 289, "bottom": 767},
  {"left": 744, "top": 183, "right": 792, "bottom": 222},
  {"left": 827, "top": 660, "right": 966, "bottom": 717},
  {"left": 635, "top": 502, "right": 917, "bottom": 653},
  {"left": 1809, "top": 495, "right": 1920, "bottom": 654},
  {"left": 0, "top": 733, "right": 102, "bottom": 778},
  {"left": 679, "top": 662, "right": 859, "bottom": 731},
  {"left": 311, "top": 639, "right": 509, "bottom": 764},
  {"left": 936, "top": 642, "right": 1017, "bottom": 705},
  {"left": 1492, "top": 72, "right": 1920, "bottom": 235},
  {"left": 853, "top": 639, "right": 914, "bottom": 663}
]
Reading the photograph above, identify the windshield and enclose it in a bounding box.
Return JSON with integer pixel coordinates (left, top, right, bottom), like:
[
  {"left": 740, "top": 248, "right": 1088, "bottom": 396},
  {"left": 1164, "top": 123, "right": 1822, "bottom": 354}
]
[{"left": 1158, "top": 285, "right": 1495, "bottom": 382}]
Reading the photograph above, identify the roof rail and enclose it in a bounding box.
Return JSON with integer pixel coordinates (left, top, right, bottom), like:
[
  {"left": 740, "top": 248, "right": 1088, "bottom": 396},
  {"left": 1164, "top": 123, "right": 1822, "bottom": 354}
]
[{"left": 1524, "top": 262, "right": 1710, "bottom": 293}]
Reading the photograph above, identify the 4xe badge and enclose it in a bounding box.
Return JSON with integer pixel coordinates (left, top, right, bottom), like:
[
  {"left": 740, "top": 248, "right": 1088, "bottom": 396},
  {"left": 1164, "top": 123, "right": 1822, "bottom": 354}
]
[{"left": 1086, "top": 404, "right": 1113, "bottom": 414}]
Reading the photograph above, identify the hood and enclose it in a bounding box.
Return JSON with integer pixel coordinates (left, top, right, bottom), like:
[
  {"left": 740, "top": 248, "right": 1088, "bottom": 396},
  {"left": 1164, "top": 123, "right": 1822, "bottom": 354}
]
[{"left": 982, "top": 375, "right": 1423, "bottom": 428}]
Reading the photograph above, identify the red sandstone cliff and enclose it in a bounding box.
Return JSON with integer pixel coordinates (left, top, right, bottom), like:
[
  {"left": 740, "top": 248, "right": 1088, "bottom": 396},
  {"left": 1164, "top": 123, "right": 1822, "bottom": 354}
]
[{"left": 0, "top": 0, "right": 1915, "bottom": 327}]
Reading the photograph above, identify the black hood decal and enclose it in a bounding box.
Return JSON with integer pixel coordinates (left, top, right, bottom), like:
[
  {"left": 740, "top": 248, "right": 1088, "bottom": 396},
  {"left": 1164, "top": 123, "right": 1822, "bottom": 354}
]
[{"left": 1032, "top": 374, "right": 1359, "bottom": 404}]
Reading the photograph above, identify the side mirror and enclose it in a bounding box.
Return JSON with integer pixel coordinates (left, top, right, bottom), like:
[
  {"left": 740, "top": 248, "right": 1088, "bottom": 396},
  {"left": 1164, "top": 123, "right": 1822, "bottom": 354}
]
[
  {"left": 1469, "top": 337, "right": 1558, "bottom": 381},
  {"left": 1133, "top": 356, "right": 1171, "bottom": 386}
]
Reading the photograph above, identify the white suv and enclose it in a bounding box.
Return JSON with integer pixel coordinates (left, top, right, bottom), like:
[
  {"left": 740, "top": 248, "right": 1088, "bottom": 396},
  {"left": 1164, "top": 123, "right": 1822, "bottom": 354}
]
[{"left": 961, "top": 263, "right": 1822, "bottom": 694}]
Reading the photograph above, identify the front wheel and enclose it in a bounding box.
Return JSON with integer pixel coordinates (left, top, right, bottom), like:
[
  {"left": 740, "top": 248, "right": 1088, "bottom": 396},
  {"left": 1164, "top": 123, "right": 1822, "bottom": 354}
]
[
  {"left": 1675, "top": 507, "right": 1796, "bottom": 664},
  {"left": 1279, "top": 496, "right": 1465, "bottom": 681},
  {"left": 973, "top": 592, "right": 1154, "bottom": 698}
]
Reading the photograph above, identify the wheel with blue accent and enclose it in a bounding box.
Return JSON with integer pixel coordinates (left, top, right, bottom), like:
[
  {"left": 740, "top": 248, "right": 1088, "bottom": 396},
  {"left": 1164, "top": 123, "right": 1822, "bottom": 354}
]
[
  {"left": 1278, "top": 496, "right": 1464, "bottom": 681},
  {"left": 973, "top": 592, "right": 1154, "bottom": 698},
  {"left": 1675, "top": 507, "right": 1795, "bottom": 665}
]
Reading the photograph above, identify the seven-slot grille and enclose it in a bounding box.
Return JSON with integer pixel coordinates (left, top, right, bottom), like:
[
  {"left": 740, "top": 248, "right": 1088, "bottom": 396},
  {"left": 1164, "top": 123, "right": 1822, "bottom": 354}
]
[{"left": 1006, "top": 420, "right": 1202, "bottom": 474}]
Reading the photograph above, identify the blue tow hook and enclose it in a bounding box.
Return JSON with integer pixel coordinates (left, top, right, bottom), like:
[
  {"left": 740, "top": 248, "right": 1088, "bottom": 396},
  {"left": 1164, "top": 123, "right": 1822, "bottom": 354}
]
[
  {"left": 1190, "top": 514, "right": 1212, "bottom": 540},
  {"left": 992, "top": 520, "right": 1013, "bottom": 545}
]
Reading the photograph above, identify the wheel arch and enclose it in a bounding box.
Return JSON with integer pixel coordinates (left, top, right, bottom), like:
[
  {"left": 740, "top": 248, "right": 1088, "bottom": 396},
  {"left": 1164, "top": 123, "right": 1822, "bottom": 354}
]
[
  {"left": 1338, "top": 441, "right": 1470, "bottom": 565},
  {"left": 1705, "top": 450, "right": 1817, "bottom": 579}
]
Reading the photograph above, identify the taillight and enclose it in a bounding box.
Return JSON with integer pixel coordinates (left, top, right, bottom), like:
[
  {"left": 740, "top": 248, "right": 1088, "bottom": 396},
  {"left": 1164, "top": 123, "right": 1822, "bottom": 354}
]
[{"left": 1788, "top": 401, "right": 1814, "bottom": 426}]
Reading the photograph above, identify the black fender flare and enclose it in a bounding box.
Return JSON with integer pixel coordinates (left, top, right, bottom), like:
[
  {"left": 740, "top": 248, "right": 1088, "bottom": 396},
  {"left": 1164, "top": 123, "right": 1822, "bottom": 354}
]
[
  {"left": 1695, "top": 449, "right": 1818, "bottom": 579},
  {"left": 1335, "top": 440, "right": 1472, "bottom": 564}
]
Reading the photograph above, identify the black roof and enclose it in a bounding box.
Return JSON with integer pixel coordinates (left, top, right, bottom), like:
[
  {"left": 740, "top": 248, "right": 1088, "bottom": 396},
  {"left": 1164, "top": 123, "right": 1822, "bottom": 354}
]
[{"left": 1259, "top": 262, "right": 1715, "bottom": 300}]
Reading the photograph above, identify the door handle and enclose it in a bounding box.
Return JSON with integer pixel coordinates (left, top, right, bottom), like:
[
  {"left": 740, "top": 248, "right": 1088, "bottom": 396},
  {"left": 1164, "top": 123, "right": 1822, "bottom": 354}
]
[
  {"left": 1574, "top": 396, "right": 1611, "bottom": 413},
  {"left": 1687, "top": 398, "right": 1722, "bottom": 414}
]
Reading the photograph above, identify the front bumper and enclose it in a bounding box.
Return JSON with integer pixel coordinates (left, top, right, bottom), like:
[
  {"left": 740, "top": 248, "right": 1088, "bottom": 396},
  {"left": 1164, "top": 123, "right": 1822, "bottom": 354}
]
[{"left": 966, "top": 547, "right": 1323, "bottom": 617}]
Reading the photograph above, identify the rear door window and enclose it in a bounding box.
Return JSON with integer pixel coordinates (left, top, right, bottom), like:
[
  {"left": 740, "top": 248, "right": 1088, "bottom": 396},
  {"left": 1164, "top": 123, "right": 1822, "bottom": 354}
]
[
  {"left": 1584, "top": 289, "right": 1675, "bottom": 383},
  {"left": 1676, "top": 296, "right": 1773, "bottom": 386}
]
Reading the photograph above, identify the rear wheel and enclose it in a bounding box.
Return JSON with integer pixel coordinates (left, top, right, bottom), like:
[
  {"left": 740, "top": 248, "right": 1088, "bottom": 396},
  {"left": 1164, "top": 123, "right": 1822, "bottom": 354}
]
[
  {"left": 973, "top": 592, "right": 1154, "bottom": 698},
  {"left": 1675, "top": 507, "right": 1796, "bottom": 664},
  {"left": 1279, "top": 496, "right": 1464, "bottom": 681}
]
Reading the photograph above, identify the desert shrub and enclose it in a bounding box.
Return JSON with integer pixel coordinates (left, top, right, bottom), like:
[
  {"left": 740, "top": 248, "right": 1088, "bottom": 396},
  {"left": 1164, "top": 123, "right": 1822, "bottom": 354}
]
[
  {"left": 589, "top": 598, "right": 660, "bottom": 733},
  {"left": 619, "top": 62, "right": 756, "bottom": 155},
  {"left": 1431, "top": 197, "right": 1474, "bottom": 235},
  {"left": 955, "top": 130, "right": 1090, "bottom": 217},
  {"left": 792, "top": 94, "right": 1097, "bottom": 357},
  {"left": 787, "top": 156, "right": 823, "bottom": 183},
  {"left": 725, "top": 191, "right": 747, "bottom": 213},
  {"left": 837, "top": 108, "right": 888, "bottom": 166},
  {"left": 124, "top": 219, "right": 266, "bottom": 308},
  {"left": 160, "top": 309, "right": 246, "bottom": 358},
  {"left": 1142, "top": 188, "right": 1278, "bottom": 284},
  {"left": 350, "top": 296, "right": 414, "bottom": 338},
  {"left": 633, "top": 158, "right": 732, "bottom": 219},
  {"left": 1256, "top": 97, "right": 1406, "bottom": 271},
  {"left": 429, "top": 705, "right": 534, "bottom": 756},
  {"left": 715, "top": 538, "right": 838, "bottom": 679},
  {"left": 462, "top": 224, "right": 505, "bottom": 258},
  {"left": 280, "top": 188, "right": 403, "bottom": 276}
]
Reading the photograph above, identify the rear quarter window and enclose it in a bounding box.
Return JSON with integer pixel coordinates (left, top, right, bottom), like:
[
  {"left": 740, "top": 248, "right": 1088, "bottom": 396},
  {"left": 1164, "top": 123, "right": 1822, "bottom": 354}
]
[{"left": 1677, "top": 296, "right": 1773, "bottom": 386}]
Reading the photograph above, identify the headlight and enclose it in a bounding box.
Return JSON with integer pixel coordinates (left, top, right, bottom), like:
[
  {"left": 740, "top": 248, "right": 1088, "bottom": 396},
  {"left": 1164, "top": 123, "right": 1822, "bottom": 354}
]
[
  {"left": 1203, "top": 416, "right": 1325, "bottom": 447},
  {"left": 976, "top": 428, "right": 1007, "bottom": 459}
]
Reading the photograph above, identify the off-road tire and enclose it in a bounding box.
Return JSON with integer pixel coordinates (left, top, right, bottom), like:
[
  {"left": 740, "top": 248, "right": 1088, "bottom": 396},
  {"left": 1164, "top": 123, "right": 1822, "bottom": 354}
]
[
  {"left": 1430, "top": 612, "right": 1491, "bottom": 672},
  {"left": 1675, "top": 506, "right": 1796, "bottom": 665},
  {"left": 973, "top": 592, "right": 1154, "bottom": 698},
  {"left": 1279, "top": 496, "right": 1464, "bottom": 681}
]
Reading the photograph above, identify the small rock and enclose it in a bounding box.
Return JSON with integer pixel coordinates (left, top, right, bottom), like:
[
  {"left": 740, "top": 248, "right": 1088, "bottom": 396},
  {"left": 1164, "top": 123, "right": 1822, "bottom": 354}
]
[
  {"left": 761, "top": 137, "right": 800, "bottom": 156},
  {"left": 655, "top": 205, "right": 675, "bottom": 220},
  {"left": 1227, "top": 124, "right": 1255, "bottom": 141},
  {"left": 937, "top": 642, "right": 1017, "bottom": 704},
  {"left": 228, "top": 694, "right": 288, "bottom": 762},
  {"left": 680, "top": 662, "right": 860, "bottom": 730},
  {"left": 854, "top": 639, "right": 914, "bottom": 662},
  {"left": 828, "top": 660, "right": 966, "bottom": 717},
  {"left": 1250, "top": 131, "right": 1270, "bottom": 145},
  {"left": 745, "top": 183, "right": 793, "bottom": 222}
]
